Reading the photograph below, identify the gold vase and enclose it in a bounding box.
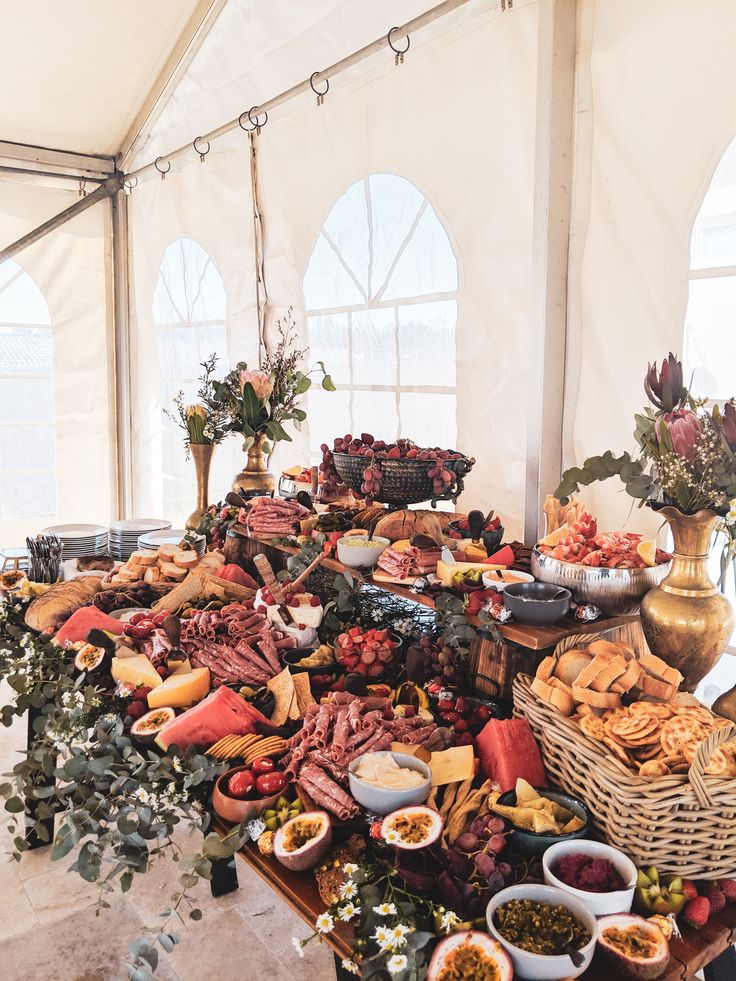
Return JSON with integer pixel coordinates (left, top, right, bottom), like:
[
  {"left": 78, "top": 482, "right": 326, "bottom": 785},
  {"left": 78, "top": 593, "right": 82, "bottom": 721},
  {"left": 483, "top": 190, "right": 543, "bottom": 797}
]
[
  {"left": 185, "top": 443, "right": 215, "bottom": 531},
  {"left": 640, "top": 507, "right": 734, "bottom": 692},
  {"left": 232, "top": 432, "right": 275, "bottom": 496}
]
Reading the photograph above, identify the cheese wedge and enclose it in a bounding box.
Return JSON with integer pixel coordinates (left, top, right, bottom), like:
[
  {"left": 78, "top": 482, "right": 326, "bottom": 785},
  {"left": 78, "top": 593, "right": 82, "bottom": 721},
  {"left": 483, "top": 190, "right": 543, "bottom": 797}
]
[
  {"left": 436, "top": 560, "right": 500, "bottom": 586},
  {"left": 430, "top": 744, "right": 475, "bottom": 786},
  {"left": 147, "top": 667, "right": 210, "bottom": 708},
  {"left": 111, "top": 654, "right": 162, "bottom": 689}
]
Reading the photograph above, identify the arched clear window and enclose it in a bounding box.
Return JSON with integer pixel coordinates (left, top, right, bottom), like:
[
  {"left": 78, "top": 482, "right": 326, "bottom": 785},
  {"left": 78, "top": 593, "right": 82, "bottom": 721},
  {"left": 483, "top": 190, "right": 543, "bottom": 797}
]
[
  {"left": 0, "top": 259, "right": 55, "bottom": 520},
  {"left": 153, "top": 238, "right": 228, "bottom": 521},
  {"left": 685, "top": 138, "right": 736, "bottom": 398},
  {"left": 303, "top": 174, "right": 458, "bottom": 455}
]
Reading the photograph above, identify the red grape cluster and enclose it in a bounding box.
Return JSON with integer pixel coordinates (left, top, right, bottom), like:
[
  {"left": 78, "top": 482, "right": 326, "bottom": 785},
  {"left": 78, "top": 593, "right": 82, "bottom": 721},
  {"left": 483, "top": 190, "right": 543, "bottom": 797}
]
[{"left": 418, "top": 634, "right": 461, "bottom": 684}]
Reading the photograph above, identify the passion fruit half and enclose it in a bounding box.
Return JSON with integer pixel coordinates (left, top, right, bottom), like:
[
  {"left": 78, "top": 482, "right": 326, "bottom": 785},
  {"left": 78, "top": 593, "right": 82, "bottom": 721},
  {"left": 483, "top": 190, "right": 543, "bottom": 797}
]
[
  {"left": 428, "top": 930, "right": 512, "bottom": 981},
  {"left": 130, "top": 707, "right": 176, "bottom": 744},
  {"left": 273, "top": 811, "right": 332, "bottom": 872},
  {"left": 380, "top": 805, "right": 443, "bottom": 850},
  {"left": 596, "top": 913, "right": 669, "bottom": 980},
  {"left": 73, "top": 644, "right": 110, "bottom": 675}
]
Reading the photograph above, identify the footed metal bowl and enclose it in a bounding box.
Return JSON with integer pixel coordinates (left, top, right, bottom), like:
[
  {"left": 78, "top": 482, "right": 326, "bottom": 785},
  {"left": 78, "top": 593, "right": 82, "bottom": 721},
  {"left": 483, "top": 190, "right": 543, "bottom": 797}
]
[{"left": 531, "top": 547, "right": 671, "bottom": 615}]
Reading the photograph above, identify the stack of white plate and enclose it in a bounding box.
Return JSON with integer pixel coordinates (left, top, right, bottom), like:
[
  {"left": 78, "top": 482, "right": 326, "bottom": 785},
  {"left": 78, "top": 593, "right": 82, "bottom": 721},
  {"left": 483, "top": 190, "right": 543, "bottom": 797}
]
[
  {"left": 109, "top": 519, "right": 171, "bottom": 561},
  {"left": 138, "top": 529, "right": 206, "bottom": 558},
  {"left": 39, "top": 523, "right": 109, "bottom": 560}
]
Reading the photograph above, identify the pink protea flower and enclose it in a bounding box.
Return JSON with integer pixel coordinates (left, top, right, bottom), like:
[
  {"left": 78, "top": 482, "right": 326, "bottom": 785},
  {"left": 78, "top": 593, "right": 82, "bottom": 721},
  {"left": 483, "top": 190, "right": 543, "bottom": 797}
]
[
  {"left": 645, "top": 353, "right": 686, "bottom": 412},
  {"left": 655, "top": 408, "right": 703, "bottom": 462},
  {"left": 721, "top": 401, "right": 736, "bottom": 452},
  {"left": 238, "top": 369, "right": 273, "bottom": 402}
]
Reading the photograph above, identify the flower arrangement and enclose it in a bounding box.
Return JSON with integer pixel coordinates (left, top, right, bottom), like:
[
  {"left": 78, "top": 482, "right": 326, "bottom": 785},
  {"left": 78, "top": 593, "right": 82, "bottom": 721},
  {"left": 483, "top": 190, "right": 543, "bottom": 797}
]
[
  {"left": 166, "top": 354, "right": 230, "bottom": 453},
  {"left": 210, "top": 307, "right": 334, "bottom": 453},
  {"left": 556, "top": 352, "right": 736, "bottom": 516}
]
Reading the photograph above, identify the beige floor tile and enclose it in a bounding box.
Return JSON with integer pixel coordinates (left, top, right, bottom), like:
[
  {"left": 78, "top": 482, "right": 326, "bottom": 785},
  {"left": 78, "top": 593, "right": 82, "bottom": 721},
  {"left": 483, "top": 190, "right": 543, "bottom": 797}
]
[
  {"left": 22, "top": 862, "right": 101, "bottom": 923},
  {"left": 162, "top": 908, "right": 294, "bottom": 981},
  {"left": 0, "top": 853, "right": 39, "bottom": 942},
  {"left": 0, "top": 897, "right": 179, "bottom": 981}
]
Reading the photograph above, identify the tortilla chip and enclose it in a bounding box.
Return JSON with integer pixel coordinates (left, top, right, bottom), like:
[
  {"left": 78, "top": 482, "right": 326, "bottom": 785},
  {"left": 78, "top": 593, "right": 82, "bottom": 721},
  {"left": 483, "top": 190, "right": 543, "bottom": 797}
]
[
  {"left": 267, "top": 667, "right": 295, "bottom": 726},
  {"left": 532, "top": 810, "right": 558, "bottom": 834},
  {"left": 550, "top": 802, "right": 573, "bottom": 823},
  {"left": 561, "top": 815, "right": 585, "bottom": 833},
  {"left": 515, "top": 778, "right": 538, "bottom": 804}
]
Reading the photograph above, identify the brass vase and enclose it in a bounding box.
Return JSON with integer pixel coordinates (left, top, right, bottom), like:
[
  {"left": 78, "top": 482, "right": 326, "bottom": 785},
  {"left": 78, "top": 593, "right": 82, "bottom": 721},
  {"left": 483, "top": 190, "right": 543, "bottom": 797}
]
[
  {"left": 185, "top": 443, "right": 215, "bottom": 531},
  {"left": 640, "top": 507, "right": 734, "bottom": 692},
  {"left": 232, "top": 432, "right": 275, "bottom": 496}
]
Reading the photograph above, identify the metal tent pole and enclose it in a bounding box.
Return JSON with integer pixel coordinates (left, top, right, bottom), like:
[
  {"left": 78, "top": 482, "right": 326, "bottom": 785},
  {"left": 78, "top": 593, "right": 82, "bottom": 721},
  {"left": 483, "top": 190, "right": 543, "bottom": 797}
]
[
  {"left": 0, "top": 176, "right": 123, "bottom": 262},
  {"left": 110, "top": 190, "right": 133, "bottom": 519}
]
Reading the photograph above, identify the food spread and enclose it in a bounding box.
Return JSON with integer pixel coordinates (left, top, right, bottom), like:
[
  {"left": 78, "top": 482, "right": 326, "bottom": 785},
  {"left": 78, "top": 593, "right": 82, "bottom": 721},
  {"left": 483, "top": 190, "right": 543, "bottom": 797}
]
[
  {"left": 5, "top": 403, "right": 736, "bottom": 981},
  {"left": 352, "top": 752, "right": 426, "bottom": 789}
]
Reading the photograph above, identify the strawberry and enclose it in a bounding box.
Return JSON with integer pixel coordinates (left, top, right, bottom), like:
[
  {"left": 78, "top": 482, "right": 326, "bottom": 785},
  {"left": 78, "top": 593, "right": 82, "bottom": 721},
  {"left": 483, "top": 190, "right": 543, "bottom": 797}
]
[
  {"left": 681, "top": 879, "right": 699, "bottom": 901},
  {"left": 717, "top": 878, "right": 736, "bottom": 903},
  {"left": 682, "top": 896, "right": 711, "bottom": 929},
  {"left": 702, "top": 882, "right": 726, "bottom": 914}
]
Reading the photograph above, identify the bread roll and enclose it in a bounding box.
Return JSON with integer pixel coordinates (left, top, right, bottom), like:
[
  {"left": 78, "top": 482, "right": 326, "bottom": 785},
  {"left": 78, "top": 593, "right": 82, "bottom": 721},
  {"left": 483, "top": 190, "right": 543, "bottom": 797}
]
[{"left": 553, "top": 649, "right": 593, "bottom": 686}]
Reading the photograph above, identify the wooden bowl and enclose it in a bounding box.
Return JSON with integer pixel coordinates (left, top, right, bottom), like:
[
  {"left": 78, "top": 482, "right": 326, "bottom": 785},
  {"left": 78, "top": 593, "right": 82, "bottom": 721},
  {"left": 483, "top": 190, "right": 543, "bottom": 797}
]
[{"left": 212, "top": 765, "right": 283, "bottom": 823}]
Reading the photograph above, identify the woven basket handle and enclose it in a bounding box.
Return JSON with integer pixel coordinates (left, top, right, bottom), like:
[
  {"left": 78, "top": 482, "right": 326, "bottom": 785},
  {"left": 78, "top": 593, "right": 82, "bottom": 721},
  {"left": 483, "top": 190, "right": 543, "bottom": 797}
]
[{"left": 688, "top": 721, "right": 736, "bottom": 807}]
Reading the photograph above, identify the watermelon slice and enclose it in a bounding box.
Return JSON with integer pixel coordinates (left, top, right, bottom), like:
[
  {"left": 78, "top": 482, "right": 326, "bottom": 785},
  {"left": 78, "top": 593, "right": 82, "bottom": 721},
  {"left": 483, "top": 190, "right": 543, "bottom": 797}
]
[
  {"left": 484, "top": 545, "right": 515, "bottom": 568},
  {"left": 476, "top": 718, "right": 546, "bottom": 792},
  {"left": 54, "top": 606, "right": 124, "bottom": 645},
  {"left": 156, "top": 685, "right": 272, "bottom": 752}
]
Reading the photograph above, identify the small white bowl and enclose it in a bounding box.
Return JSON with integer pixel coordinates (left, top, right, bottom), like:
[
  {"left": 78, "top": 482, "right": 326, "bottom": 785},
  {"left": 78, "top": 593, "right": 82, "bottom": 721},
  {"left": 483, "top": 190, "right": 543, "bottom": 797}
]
[
  {"left": 336, "top": 535, "right": 390, "bottom": 569},
  {"left": 542, "top": 839, "right": 637, "bottom": 917},
  {"left": 481, "top": 569, "right": 535, "bottom": 592},
  {"left": 107, "top": 607, "right": 150, "bottom": 622},
  {"left": 348, "top": 751, "right": 431, "bottom": 815},
  {"left": 487, "top": 883, "right": 598, "bottom": 980}
]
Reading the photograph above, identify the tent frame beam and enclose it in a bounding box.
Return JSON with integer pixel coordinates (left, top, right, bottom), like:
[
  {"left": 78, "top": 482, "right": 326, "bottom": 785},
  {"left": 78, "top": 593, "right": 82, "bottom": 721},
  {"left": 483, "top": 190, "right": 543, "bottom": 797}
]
[
  {"left": 125, "top": 0, "right": 472, "bottom": 182},
  {"left": 117, "top": 0, "right": 229, "bottom": 170},
  {"left": 0, "top": 140, "right": 115, "bottom": 180},
  {"left": 0, "top": 176, "right": 123, "bottom": 262},
  {"left": 524, "top": 0, "right": 578, "bottom": 543}
]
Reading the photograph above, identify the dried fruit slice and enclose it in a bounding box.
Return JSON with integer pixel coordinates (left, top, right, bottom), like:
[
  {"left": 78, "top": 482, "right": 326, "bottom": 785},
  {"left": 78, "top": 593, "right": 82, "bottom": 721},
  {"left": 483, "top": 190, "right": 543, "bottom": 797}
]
[{"left": 637, "top": 539, "right": 657, "bottom": 567}]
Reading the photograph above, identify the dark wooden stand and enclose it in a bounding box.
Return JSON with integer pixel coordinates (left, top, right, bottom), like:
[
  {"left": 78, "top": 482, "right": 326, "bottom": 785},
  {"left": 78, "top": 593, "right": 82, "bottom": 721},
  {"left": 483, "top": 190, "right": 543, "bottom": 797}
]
[{"left": 25, "top": 704, "right": 55, "bottom": 850}]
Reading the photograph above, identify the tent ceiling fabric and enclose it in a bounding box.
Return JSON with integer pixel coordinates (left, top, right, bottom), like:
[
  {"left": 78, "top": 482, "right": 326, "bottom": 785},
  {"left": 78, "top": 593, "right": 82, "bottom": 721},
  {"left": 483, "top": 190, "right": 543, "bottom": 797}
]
[{"left": 0, "top": 0, "right": 201, "bottom": 155}]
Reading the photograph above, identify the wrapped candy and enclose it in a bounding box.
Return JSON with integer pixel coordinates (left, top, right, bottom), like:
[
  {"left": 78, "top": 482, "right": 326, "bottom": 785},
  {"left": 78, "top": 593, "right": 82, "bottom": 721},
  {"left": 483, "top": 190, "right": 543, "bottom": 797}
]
[
  {"left": 572, "top": 601, "right": 601, "bottom": 623},
  {"left": 488, "top": 603, "right": 512, "bottom": 623}
]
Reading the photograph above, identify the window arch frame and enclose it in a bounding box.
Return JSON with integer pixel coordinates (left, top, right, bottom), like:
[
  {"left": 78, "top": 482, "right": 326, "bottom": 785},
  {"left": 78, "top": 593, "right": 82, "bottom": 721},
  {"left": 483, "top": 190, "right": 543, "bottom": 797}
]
[{"left": 302, "top": 171, "right": 461, "bottom": 455}]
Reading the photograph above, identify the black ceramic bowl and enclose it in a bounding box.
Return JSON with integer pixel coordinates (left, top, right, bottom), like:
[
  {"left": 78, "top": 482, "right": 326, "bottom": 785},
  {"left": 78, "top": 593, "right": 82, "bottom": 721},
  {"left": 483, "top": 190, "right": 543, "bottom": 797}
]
[
  {"left": 496, "top": 786, "right": 590, "bottom": 857},
  {"left": 503, "top": 581, "right": 571, "bottom": 626},
  {"left": 283, "top": 646, "right": 341, "bottom": 676}
]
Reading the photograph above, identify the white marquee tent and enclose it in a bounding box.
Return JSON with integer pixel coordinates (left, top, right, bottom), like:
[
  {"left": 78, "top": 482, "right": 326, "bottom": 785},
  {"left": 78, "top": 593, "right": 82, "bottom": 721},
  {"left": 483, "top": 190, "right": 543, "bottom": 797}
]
[{"left": 2, "top": 0, "right": 735, "bottom": 555}]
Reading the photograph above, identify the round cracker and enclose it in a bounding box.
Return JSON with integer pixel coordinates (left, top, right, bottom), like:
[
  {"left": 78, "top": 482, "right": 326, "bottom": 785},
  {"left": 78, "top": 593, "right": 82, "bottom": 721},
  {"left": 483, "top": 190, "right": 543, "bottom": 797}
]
[
  {"left": 603, "top": 736, "right": 634, "bottom": 767},
  {"left": 580, "top": 715, "right": 606, "bottom": 741},
  {"left": 639, "top": 759, "right": 670, "bottom": 778},
  {"left": 660, "top": 716, "right": 708, "bottom": 756},
  {"left": 630, "top": 702, "right": 673, "bottom": 719}
]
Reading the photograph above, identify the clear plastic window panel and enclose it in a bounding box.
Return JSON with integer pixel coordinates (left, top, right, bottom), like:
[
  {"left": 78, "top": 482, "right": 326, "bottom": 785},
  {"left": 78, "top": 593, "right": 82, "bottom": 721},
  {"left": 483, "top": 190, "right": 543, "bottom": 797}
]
[
  {"left": 684, "top": 277, "right": 736, "bottom": 399},
  {"left": 302, "top": 175, "right": 459, "bottom": 455}
]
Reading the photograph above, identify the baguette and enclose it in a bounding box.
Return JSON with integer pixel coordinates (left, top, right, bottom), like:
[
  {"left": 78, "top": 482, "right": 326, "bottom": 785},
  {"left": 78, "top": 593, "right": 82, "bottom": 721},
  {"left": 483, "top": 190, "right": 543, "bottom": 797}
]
[
  {"left": 172, "top": 550, "right": 199, "bottom": 569},
  {"left": 572, "top": 685, "right": 621, "bottom": 709}
]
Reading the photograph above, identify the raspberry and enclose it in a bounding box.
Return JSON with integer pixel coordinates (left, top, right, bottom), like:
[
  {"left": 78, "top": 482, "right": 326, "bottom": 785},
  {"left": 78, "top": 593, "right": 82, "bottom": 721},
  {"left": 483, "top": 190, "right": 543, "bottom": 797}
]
[{"left": 717, "top": 878, "right": 736, "bottom": 903}]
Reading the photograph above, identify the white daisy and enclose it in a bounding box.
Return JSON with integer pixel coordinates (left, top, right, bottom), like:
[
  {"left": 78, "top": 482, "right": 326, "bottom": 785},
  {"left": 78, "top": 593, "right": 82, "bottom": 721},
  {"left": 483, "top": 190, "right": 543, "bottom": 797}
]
[
  {"left": 342, "top": 862, "right": 358, "bottom": 876},
  {"left": 387, "top": 954, "right": 408, "bottom": 974},
  {"left": 341, "top": 959, "right": 360, "bottom": 975},
  {"left": 315, "top": 912, "right": 334, "bottom": 934},
  {"left": 338, "top": 902, "right": 360, "bottom": 921},
  {"left": 440, "top": 910, "right": 460, "bottom": 933},
  {"left": 372, "top": 925, "right": 394, "bottom": 951},
  {"left": 340, "top": 879, "right": 358, "bottom": 899},
  {"left": 390, "top": 924, "right": 412, "bottom": 947},
  {"left": 384, "top": 829, "right": 402, "bottom": 845},
  {"left": 373, "top": 902, "right": 397, "bottom": 917},
  {"left": 291, "top": 937, "right": 305, "bottom": 959}
]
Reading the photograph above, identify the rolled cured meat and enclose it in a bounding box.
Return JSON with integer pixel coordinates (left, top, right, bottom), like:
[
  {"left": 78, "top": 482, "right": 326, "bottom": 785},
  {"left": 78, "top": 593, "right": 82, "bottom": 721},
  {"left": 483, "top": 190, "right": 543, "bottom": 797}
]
[{"left": 299, "top": 764, "right": 359, "bottom": 820}]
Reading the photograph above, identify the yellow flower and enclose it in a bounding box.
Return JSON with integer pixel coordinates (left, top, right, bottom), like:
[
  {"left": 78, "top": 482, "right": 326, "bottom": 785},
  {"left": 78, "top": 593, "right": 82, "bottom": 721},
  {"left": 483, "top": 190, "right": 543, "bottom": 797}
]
[{"left": 185, "top": 404, "right": 207, "bottom": 421}]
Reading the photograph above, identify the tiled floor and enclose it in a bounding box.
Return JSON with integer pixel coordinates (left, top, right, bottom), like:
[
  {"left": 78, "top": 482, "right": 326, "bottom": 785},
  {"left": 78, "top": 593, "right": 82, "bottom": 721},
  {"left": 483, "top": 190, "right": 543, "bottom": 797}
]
[{"left": 0, "top": 690, "right": 336, "bottom": 981}]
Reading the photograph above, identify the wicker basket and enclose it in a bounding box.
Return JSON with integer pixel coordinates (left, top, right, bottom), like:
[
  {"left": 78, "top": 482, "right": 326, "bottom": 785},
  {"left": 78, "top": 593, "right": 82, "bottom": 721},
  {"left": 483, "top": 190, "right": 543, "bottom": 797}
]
[
  {"left": 513, "top": 632, "right": 736, "bottom": 879},
  {"left": 332, "top": 451, "right": 474, "bottom": 507}
]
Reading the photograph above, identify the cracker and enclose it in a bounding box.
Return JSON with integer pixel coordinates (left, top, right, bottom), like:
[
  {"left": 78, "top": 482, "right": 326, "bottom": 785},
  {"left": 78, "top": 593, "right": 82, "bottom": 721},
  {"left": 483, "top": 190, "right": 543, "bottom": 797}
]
[
  {"left": 603, "top": 736, "right": 633, "bottom": 767},
  {"left": 267, "top": 667, "right": 296, "bottom": 726},
  {"left": 639, "top": 759, "right": 670, "bottom": 778},
  {"left": 580, "top": 715, "right": 606, "bottom": 742},
  {"left": 292, "top": 672, "right": 315, "bottom": 715}
]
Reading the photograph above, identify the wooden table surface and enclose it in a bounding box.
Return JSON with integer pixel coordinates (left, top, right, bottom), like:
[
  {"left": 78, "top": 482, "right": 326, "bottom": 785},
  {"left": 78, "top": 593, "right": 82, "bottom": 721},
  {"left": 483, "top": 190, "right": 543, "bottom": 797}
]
[{"left": 217, "top": 821, "right": 736, "bottom": 977}]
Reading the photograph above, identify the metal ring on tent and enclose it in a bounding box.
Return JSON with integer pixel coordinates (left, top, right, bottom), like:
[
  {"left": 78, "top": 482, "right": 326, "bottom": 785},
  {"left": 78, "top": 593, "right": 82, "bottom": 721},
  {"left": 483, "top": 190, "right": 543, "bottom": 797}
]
[
  {"left": 123, "top": 176, "right": 138, "bottom": 194},
  {"left": 193, "top": 136, "right": 210, "bottom": 162},
  {"left": 238, "top": 110, "right": 257, "bottom": 132},
  {"left": 310, "top": 71, "right": 329, "bottom": 106},
  {"left": 247, "top": 106, "right": 268, "bottom": 135},
  {"left": 154, "top": 157, "right": 171, "bottom": 180},
  {"left": 388, "top": 26, "right": 410, "bottom": 65}
]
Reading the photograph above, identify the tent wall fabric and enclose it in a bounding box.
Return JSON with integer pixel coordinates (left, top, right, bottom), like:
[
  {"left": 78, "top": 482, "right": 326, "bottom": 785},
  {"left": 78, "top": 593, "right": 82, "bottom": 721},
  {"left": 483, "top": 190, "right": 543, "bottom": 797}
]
[{"left": 4, "top": 0, "right": 736, "bottom": 546}]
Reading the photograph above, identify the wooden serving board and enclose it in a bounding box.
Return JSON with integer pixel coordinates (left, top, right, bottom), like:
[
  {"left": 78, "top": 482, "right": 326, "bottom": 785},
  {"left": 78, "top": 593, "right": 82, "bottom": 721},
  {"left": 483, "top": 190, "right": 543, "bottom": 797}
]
[{"left": 371, "top": 569, "right": 418, "bottom": 587}]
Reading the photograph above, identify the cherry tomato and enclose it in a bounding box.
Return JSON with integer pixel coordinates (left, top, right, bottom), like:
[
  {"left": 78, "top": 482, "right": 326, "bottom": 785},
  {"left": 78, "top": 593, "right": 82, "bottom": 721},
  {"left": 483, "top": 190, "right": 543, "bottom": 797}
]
[
  {"left": 255, "top": 772, "right": 286, "bottom": 797},
  {"left": 228, "top": 770, "right": 256, "bottom": 799},
  {"left": 251, "top": 757, "right": 275, "bottom": 775}
]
